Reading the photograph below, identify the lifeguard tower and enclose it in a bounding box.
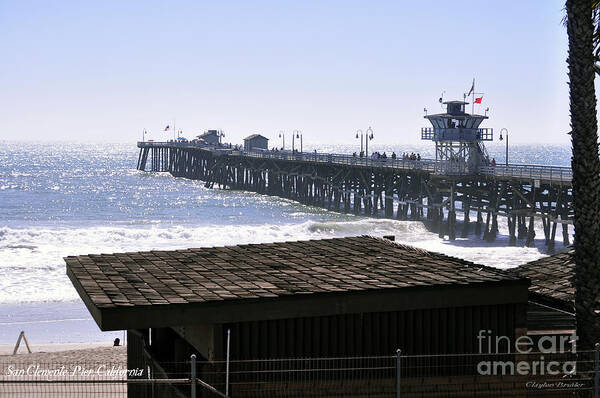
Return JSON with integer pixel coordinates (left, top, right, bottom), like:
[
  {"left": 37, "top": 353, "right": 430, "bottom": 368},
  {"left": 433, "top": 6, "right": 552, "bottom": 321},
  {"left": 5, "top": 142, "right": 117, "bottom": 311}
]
[{"left": 421, "top": 100, "right": 493, "bottom": 174}]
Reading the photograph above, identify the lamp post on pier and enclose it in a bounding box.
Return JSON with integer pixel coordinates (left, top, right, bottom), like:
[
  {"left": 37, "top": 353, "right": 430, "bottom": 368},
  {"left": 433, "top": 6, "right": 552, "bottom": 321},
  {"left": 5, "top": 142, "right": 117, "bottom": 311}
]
[
  {"left": 499, "top": 128, "right": 509, "bottom": 167},
  {"left": 365, "top": 127, "right": 374, "bottom": 158},
  {"left": 142, "top": 129, "right": 147, "bottom": 142},
  {"left": 278, "top": 131, "right": 285, "bottom": 150},
  {"left": 355, "top": 129, "right": 364, "bottom": 155},
  {"left": 294, "top": 130, "right": 303, "bottom": 152}
]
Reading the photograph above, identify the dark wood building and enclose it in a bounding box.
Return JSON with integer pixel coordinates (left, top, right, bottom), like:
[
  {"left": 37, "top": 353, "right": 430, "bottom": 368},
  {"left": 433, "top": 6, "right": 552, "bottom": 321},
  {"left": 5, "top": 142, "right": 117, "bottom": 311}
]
[
  {"left": 512, "top": 249, "right": 575, "bottom": 336},
  {"left": 243, "top": 134, "right": 268, "bottom": 151},
  {"left": 66, "top": 236, "right": 529, "bottom": 363}
]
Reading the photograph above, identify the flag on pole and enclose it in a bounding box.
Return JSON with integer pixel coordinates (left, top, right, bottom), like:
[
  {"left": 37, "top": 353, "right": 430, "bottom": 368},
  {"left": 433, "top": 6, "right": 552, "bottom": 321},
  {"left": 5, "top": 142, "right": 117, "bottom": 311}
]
[
  {"left": 467, "top": 79, "right": 474, "bottom": 96},
  {"left": 164, "top": 125, "right": 170, "bottom": 131},
  {"left": 474, "top": 96, "right": 483, "bottom": 104}
]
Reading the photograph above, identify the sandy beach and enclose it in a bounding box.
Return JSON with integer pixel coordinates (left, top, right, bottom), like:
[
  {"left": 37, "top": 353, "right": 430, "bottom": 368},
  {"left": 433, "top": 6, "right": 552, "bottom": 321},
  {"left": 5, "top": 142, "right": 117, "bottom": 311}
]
[
  {"left": 0, "top": 344, "right": 128, "bottom": 397},
  {"left": 0, "top": 343, "right": 126, "bottom": 363},
  {"left": 0, "top": 343, "right": 128, "bottom": 380}
]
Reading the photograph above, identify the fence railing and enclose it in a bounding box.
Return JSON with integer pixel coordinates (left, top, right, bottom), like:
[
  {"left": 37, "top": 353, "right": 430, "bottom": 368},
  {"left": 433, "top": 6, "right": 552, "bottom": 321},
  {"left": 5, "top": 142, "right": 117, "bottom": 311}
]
[
  {"left": 421, "top": 127, "right": 494, "bottom": 141},
  {"left": 480, "top": 163, "right": 573, "bottom": 182},
  {"left": 2, "top": 349, "right": 599, "bottom": 397},
  {"left": 137, "top": 141, "right": 573, "bottom": 183}
]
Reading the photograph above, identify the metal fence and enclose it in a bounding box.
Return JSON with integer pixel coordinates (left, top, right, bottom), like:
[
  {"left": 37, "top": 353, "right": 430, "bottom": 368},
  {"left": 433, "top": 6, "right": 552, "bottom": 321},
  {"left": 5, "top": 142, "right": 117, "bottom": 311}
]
[
  {"left": 2, "top": 349, "right": 599, "bottom": 397},
  {"left": 421, "top": 127, "right": 494, "bottom": 141},
  {"left": 479, "top": 164, "right": 573, "bottom": 182}
]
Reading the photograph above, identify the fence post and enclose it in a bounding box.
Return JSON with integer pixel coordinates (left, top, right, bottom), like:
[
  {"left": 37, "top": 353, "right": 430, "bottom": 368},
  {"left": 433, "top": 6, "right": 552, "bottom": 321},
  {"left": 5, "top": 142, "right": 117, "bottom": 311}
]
[
  {"left": 191, "top": 354, "right": 197, "bottom": 398},
  {"left": 396, "top": 349, "right": 401, "bottom": 398},
  {"left": 595, "top": 343, "right": 599, "bottom": 398},
  {"left": 226, "top": 328, "right": 231, "bottom": 397}
]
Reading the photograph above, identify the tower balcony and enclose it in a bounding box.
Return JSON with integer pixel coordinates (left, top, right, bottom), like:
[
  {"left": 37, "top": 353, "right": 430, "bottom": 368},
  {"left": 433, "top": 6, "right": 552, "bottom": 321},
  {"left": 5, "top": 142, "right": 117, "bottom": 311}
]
[{"left": 421, "top": 127, "right": 493, "bottom": 141}]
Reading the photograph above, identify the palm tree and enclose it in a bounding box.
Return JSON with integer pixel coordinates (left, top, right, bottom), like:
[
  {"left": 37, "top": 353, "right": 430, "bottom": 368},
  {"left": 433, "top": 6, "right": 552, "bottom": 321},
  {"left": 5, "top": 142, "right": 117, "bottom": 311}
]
[
  {"left": 565, "top": 0, "right": 600, "bottom": 348},
  {"left": 590, "top": 0, "right": 600, "bottom": 74}
]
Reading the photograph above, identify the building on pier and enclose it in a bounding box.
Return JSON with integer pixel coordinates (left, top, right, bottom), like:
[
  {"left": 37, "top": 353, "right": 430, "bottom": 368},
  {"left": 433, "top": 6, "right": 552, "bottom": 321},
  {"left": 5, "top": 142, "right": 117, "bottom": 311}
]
[
  {"left": 197, "top": 129, "right": 222, "bottom": 146},
  {"left": 422, "top": 100, "right": 493, "bottom": 174},
  {"left": 243, "top": 134, "right": 268, "bottom": 151}
]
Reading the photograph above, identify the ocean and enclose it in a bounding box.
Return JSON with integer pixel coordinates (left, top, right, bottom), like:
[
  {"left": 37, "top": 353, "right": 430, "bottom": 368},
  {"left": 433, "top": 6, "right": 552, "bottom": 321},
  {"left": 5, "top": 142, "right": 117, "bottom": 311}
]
[{"left": 0, "top": 141, "right": 572, "bottom": 345}]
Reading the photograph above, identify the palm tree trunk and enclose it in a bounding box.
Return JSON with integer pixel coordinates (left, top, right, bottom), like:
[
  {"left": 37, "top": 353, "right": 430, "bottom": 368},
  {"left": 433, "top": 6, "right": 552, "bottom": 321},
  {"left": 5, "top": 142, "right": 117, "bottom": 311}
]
[{"left": 566, "top": 0, "right": 600, "bottom": 348}]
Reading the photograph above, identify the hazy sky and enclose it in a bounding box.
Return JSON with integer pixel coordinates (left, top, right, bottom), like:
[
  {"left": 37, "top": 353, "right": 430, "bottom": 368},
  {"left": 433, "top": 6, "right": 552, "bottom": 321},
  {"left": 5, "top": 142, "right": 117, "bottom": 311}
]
[{"left": 0, "top": 1, "right": 572, "bottom": 144}]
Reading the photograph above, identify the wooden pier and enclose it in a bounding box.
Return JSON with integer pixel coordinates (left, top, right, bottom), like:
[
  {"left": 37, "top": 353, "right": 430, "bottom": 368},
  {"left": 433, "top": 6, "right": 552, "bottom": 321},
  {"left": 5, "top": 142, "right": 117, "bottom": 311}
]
[{"left": 136, "top": 141, "right": 572, "bottom": 249}]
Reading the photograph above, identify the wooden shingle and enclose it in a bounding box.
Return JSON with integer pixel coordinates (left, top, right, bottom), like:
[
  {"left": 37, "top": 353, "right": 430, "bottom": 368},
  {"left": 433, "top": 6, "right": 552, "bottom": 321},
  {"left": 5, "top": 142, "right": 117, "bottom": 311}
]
[{"left": 66, "top": 236, "right": 520, "bottom": 310}]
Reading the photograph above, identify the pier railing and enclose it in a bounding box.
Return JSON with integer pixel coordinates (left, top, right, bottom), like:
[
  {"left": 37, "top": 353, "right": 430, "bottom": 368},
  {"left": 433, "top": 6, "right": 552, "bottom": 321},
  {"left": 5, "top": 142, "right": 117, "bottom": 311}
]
[
  {"left": 239, "top": 149, "right": 441, "bottom": 171},
  {"left": 479, "top": 164, "right": 573, "bottom": 183},
  {"left": 137, "top": 141, "right": 572, "bottom": 183}
]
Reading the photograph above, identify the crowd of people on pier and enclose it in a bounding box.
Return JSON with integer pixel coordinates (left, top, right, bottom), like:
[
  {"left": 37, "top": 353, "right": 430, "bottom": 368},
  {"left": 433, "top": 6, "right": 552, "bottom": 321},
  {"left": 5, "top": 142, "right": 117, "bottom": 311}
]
[{"left": 351, "top": 151, "right": 422, "bottom": 161}]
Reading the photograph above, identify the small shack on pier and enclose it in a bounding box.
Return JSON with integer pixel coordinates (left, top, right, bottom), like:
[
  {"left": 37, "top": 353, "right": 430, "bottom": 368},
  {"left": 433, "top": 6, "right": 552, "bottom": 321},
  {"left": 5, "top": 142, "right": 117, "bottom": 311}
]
[
  {"left": 243, "top": 134, "right": 268, "bottom": 151},
  {"left": 197, "top": 130, "right": 221, "bottom": 146}
]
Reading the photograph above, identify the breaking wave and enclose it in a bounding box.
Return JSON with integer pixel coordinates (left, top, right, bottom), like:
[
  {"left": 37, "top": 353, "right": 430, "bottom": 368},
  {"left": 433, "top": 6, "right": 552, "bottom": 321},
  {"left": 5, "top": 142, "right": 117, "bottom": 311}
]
[{"left": 0, "top": 218, "right": 562, "bottom": 304}]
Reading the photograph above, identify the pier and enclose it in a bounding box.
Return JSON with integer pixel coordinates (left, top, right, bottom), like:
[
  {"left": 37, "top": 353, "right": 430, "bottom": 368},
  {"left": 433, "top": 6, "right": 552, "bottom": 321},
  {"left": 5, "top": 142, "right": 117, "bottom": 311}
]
[{"left": 136, "top": 101, "right": 573, "bottom": 249}]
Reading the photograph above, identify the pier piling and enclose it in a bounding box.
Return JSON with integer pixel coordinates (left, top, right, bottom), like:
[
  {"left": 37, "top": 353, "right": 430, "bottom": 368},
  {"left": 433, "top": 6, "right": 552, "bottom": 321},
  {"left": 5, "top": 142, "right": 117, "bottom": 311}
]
[{"left": 136, "top": 142, "right": 573, "bottom": 248}]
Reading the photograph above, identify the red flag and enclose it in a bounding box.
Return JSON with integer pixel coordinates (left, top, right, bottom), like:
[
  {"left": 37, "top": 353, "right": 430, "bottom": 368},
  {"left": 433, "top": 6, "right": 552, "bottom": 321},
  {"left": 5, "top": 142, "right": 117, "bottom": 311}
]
[{"left": 474, "top": 96, "right": 483, "bottom": 104}]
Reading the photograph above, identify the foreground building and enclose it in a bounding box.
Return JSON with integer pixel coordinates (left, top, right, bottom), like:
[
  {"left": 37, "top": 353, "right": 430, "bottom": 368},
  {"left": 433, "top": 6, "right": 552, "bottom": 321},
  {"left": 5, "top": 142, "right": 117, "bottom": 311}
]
[
  {"left": 65, "top": 236, "right": 529, "bottom": 360},
  {"left": 512, "top": 249, "right": 575, "bottom": 336},
  {"left": 66, "top": 236, "right": 536, "bottom": 396}
]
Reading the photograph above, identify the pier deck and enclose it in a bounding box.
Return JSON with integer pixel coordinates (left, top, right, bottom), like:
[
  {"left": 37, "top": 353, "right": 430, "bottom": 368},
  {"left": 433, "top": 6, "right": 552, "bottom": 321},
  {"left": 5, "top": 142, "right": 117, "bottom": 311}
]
[
  {"left": 138, "top": 141, "right": 572, "bottom": 184},
  {"left": 136, "top": 141, "right": 573, "bottom": 249}
]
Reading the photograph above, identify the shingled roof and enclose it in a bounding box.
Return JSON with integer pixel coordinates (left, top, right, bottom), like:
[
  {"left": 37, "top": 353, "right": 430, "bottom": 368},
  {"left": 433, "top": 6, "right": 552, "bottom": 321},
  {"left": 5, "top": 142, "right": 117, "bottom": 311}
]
[
  {"left": 65, "top": 236, "right": 528, "bottom": 330},
  {"left": 511, "top": 249, "right": 575, "bottom": 333},
  {"left": 244, "top": 134, "right": 268, "bottom": 140},
  {"left": 512, "top": 249, "right": 575, "bottom": 311}
]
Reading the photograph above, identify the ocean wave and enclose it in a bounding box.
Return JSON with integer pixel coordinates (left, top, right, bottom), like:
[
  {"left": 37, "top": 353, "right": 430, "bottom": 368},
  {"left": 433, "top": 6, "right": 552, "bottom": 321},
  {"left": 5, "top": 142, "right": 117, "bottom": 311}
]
[
  {"left": 0, "top": 218, "right": 563, "bottom": 304},
  {"left": 0, "top": 244, "right": 38, "bottom": 250},
  {"left": 0, "top": 220, "right": 420, "bottom": 304},
  {"left": 307, "top": 219, "right": 424, "bottom": 234},
  {"left": 0, "top": 317, "right": 93, "bottom": 326}
]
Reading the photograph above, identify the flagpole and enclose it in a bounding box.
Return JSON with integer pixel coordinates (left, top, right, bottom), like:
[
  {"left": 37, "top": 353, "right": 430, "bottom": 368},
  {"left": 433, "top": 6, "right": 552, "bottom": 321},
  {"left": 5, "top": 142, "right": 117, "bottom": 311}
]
[{"left": 472, "top": 78, "right": 475, "bottom": 115}]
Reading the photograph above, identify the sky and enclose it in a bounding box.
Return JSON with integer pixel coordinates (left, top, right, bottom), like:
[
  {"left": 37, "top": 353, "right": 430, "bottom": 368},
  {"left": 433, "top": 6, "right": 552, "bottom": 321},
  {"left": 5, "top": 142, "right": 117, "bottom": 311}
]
[{"left": 0, "top": 0, "right": 573, "bottom": 145}]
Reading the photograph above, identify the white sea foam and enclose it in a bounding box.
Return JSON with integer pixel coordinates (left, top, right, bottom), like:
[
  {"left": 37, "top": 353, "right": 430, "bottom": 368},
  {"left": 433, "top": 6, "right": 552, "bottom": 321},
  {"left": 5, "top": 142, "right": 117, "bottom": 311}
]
[{"left": 0, "top": 219, "right": 565, "bottom": 304}]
